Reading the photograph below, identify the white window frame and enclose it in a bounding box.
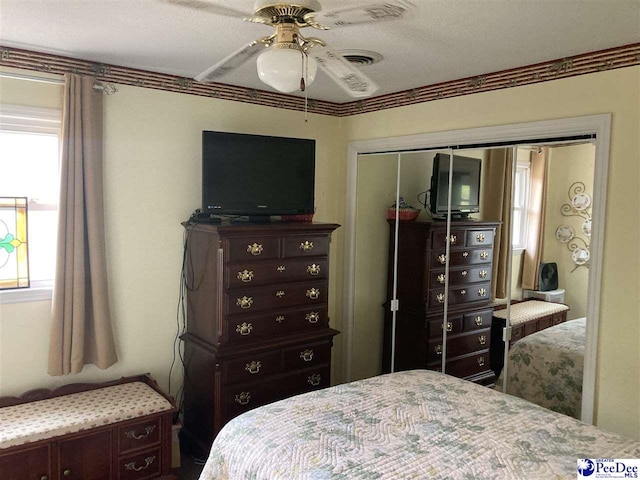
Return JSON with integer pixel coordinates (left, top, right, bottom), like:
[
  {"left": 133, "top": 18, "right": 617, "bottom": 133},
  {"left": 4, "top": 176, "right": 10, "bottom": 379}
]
[
  {"left": 511, "top": 159, "right": 531, "bottom": 254},
  {"left": 0, "top": 104, "right": 61, "bottom": 304}
]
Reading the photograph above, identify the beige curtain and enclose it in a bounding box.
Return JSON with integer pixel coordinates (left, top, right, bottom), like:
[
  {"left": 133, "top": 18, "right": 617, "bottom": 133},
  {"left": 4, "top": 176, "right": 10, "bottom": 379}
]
[
  {"left": 48, "top": 74, "right": 117, "bottom": 375},
  {"left": 521, "top": 148, "right": 548, "bottom": 290},
  {"left": 480, "top": 148, "right": 514, "bottom": 299}
]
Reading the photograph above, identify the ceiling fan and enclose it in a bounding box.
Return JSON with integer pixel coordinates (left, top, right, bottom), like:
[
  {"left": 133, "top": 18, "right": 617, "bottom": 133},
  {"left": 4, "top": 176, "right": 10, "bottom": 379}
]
[{"left": 162, "top": 0, "right": 416, "bottom": 97}]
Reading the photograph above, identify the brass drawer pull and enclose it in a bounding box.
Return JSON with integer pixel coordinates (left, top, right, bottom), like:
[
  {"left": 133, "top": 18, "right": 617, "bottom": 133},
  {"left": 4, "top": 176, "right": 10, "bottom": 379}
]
[
  {"left": 437, "top": 273, "right": 445, "bottom": 284},
  {"left": 478, "top": 288, "right": 487, "bottom": 297},
  {"left": 275, "top": 290, "right": 285, "bottom": 298},
  {"left": 306, "top": 311, "right": 320, "bottom": 324},
  {"left": 236, "top": 296, "right": 254, "bottom": 309},
  {"left": 300, "top": 241, "right": 314, "bottom": 252},
  {"left": 480, "top": 251, "right": 489, "bottom": 260},
  {"left": 461, "top": 270, "right": 468, "bottom": 277},
  {"left": 438, "top": 253, "right": 447, "bottom": 264},
  {"left": 478, "top": 335, "right": 487, "bottom": 346},
  {"left": 237, "top": 270, "right": 254, "bottom": 283},
  {"left": 275, "top": 315, "right": 285, "bottom": 323},
  {"left": 300, "top": 349, "right": 314, "bottom": 362},
  {"left": 307, "top": 264, "right": 321, "bottom": 276},
  {"left": 125, "top": 456, "right": 155, "bottom": 472},
  {"left": 446, "top": 321, "right": 453, "bottom": 332},
  {"left": 41, "top": 477, "right": 49, "bottom": 480},
  {"left": 462, "top": 251, "right": 469, "bottom": 258},
  {"left": 247, "top": 243, "right": 263, "bottom": 256},
  {"left": 245, "top": 360, "right": 261, "bottom": 374},
  {"left": 479, "top": 269, "right": 487, "bottom": 279},
  {"left": 435, "top": 344, "right": 443, "bottom": 355},
  {"left": 277, "top": 265, "right": 286, "bottom": 272},
  {"left": 436, "top": 293, "right": 445, "bottom": 304},
  {"left": 477, "top": 356, "right": 485, "bottom": 367},
  {"left": 235, "top": 392, "right": 251, "bottom": 405},
  {"left": 306, "top": 288, "right": 320, "bottom": 300},
  {"left": 124, "top": 425, "right": 155, "bottom": 440},
  {"left": 307, "top": 374, "right": 321, "bottom": 386},
  {"left": 448, "top": 235, "right": 457, "bottom": 244},
  {"left": 63, "top": 471, "right": 72, "bottom": 478},
  {"left": 476, "top": 233, "right": 486, "bottom": 242},
  {"left": 475, "top": 315, "right": 483, "bottom": 326},
  {"left": 236, "top": 322, "right": 253, "bottom": 336},
  {"left": 460, "top": 289, "right": 466, "bottom": 295}
]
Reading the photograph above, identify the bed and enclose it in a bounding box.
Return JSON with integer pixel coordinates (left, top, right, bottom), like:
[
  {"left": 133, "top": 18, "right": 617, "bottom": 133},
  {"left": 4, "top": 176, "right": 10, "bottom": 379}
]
[
  {"left": 198, "top": 369, "right": 639, "bottom": 480},
  {"left": 495, "top": 317, "right": 585, "bottom": 419}
]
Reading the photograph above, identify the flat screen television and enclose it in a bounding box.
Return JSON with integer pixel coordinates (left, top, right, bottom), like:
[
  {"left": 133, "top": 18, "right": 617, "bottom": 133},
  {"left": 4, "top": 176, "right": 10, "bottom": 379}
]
[
  {"left": 202, "top": 131, "right": 315, "bottom": 221},
  {"left": 430, "top": 153, "right": 482, "bottom": 218}
]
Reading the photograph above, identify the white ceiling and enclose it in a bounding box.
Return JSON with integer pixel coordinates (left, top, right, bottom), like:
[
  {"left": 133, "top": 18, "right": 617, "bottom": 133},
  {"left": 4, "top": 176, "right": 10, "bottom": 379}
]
[{"left": 1, "top": 0, "right": 639, "bottom": 103}]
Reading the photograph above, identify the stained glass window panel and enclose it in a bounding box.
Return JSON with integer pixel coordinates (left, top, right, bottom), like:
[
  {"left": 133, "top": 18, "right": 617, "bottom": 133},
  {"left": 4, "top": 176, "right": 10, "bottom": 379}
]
[{"left": 0, "top": 197, "right": 29, "bottom": 289}]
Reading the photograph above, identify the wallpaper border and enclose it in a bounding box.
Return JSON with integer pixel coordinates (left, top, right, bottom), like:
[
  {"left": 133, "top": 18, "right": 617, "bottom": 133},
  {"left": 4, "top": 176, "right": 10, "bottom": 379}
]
[{"left": 1, "top": 43, "right": 639, "bottom": 117}]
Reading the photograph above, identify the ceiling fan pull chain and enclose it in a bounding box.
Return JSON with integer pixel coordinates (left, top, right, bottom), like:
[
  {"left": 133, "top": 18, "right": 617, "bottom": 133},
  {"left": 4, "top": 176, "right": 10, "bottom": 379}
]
[{"left": 303, "top": 51, "right": 309, "bottom": 122}]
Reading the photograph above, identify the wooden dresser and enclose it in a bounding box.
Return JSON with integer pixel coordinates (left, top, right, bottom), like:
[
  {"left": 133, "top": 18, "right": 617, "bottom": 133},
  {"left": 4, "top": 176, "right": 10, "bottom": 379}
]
[
  {"left": 382, "top": 220, "right": 499, "bottom": 385},
  {"left": 181, "top": 221, "right": 340, "bottom": 457}
]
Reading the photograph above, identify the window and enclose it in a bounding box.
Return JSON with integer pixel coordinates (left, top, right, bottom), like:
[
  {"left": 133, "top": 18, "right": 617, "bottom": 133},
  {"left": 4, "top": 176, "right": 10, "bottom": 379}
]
[
  {"left": 0, "top": 104, "right": 61, "bottom": 302},
  {"left": 512, "top": 160, "right": 531, "bottom": 252}
]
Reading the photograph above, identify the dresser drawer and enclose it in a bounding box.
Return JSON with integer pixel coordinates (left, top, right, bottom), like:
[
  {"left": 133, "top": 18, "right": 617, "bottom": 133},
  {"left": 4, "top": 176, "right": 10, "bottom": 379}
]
[
  {"left": 431, "top": 350, "right": 490, "bottom": 378},
  {"left": 282, "top": 234, "right": 331, "bottom": 258},
  {"left": 427, "top": 328, "right": 491, "bottom": 362},
  {"left": 282, "top": 341, "right": 332, "bottom": 371},
  {"left": 429, "top": 266, "right": 492, "bottom": 288},
  {"left": 118, "top": 446, "right": 162, "bottom": 480},
  {"left": 225, "top": 305, "right": 329, "bottom": 343},
  {"left": 225, "top": 236, "right": 280, "bottom": 262},
  {"left": 431, "top": 229, "right": 466, "bottom": 248},
  {"left": 427, "top": 315, "right": 463, "bottom": 338},
  {"left": 222, "top": 351, "right": 281, "bottom": 385},
  {"left": 226, "top": 257, "right": 328, "bottom": 288},
  {"left": 428, "top": 282, "right": 491, "bottom": 308},
  {"left": 118, "top": 418, "right": 161, "bottom": 454},
  {"left": 223, "top": 366, "right": 330, "bottom": 419},
  {"left": 227, "top": 280, "right": 327, "bottom": 314},
  {"left": 430, "top": 248, "right": 493, "bottom": 268},
  {"left": 463, "top": 308, "right": 493, "bottom": 331},
  {"left": 465, "top": 229, "right": 494, "bottom": 247},
  {"left": 279, "top": 366, "right": 331, "bottom": 398}
]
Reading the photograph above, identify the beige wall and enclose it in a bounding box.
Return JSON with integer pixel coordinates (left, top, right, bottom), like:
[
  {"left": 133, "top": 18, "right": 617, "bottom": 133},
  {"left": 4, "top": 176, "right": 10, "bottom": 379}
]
[
  {"left": 1, "top": 64, "right": 638, "bottom": 440},
  {"left": 543, "top": 143, "right": 595, "bottom": 320},
  {"left": 343, "top": 67, "right": 640, "bottom": 439},
  {"left": 0, "top": 69, "right": 347, "bottom": 399}
]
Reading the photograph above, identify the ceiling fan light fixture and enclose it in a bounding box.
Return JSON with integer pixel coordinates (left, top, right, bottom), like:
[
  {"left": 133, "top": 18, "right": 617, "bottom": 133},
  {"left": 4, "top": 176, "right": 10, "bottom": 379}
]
[{"left": 257, "top": 46, "right": 317, "bottom": 93}]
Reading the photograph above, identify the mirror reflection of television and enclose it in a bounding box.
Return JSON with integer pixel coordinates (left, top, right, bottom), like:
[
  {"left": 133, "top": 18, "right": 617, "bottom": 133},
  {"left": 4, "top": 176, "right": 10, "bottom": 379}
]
[
  {"left": 430, "top": 153, "right": 481, "bottom": 219},
  {"left": 202, "top": 131, "right": 315, "bottom": 221}
]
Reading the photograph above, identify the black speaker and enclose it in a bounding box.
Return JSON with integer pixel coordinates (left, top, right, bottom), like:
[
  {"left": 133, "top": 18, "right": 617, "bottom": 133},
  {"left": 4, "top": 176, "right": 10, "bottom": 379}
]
[{"left": 538, "top": 262, "right": 559, "bottom": 291}]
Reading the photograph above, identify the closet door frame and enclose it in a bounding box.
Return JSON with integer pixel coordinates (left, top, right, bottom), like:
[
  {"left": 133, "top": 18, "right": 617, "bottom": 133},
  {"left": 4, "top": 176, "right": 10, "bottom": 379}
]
[{"left": 343, "top": 114, "right": 611, "bottom": 425}]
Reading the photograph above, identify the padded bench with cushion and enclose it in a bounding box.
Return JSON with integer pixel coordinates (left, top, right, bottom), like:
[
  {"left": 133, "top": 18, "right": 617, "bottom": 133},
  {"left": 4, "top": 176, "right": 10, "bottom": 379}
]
[
  {"left": 490, "top": 299, "right": 570, "bottom": 376},
  {"left": 0, "top": 374, "right": 177, "bottom": 480}
]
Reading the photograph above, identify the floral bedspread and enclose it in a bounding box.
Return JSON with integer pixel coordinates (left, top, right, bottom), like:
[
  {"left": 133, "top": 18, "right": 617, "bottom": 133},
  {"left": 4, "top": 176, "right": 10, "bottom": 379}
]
[
  {"left": 495, "top": 318, "right": 585, "bottom": 419},
  {"left": 199, "top": 369, "right": 639, "bottom": 480}
]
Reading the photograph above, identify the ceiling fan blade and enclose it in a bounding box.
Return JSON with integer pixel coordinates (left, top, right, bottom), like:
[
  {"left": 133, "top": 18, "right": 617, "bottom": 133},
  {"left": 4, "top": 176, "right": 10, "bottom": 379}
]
[
  {"left": 305, "top": 0, "right": 416, "bottom": 29},
  {"left": 309, "top": 44, "right": 378, "bottom": 98},
  {"left": 159, "top": 0, "right": 253, "bottom": 18},
  {"left": 195, "top": 40, "right": 266, "bottom": 83}
]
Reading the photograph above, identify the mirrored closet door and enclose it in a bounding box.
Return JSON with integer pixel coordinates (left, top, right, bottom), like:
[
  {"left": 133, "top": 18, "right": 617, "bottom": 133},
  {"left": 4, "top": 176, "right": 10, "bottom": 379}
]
[{"left": 349, "top": 135, "right": 598, "bottom": 422}]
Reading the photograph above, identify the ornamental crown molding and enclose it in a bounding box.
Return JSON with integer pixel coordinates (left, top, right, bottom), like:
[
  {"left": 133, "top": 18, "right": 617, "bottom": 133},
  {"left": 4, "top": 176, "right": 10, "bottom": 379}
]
[{"left": 1, "top": 44, "right": 639, "bottom": 117}]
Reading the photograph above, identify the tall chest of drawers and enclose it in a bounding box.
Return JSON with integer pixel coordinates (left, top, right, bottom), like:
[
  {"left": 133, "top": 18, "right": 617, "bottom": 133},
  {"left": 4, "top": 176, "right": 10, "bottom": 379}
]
[
  {"left": 181, "top": 222, "right": 340, "bottom": 457},
  {"left": 382, "top": 220, "right": 499, "bottom": 385}
]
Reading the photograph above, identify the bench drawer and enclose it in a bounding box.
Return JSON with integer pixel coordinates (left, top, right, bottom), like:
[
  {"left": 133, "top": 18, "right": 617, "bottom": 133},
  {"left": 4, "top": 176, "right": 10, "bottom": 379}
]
[{"left": 118, "top": 417, "right": 162, "bottom": 454}]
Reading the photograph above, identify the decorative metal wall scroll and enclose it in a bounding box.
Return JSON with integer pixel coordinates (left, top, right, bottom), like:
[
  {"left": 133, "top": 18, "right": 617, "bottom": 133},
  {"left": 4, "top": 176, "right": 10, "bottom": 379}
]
[{"left": 555, "top": 182, "right": 591, "bottom": 272}]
